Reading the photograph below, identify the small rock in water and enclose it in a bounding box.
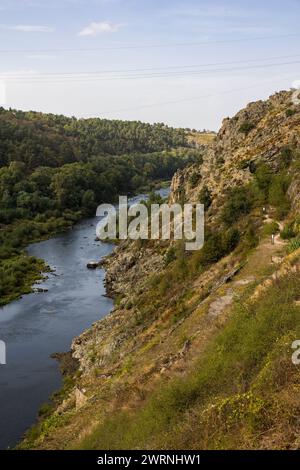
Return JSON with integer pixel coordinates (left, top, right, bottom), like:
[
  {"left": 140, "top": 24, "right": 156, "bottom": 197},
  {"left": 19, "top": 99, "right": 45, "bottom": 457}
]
[
  {"left": 33, "top": 287, "right": 48, "bottom": 293},
  {"left": 87, "top": 261, "right": 98, "bottom": 269}
]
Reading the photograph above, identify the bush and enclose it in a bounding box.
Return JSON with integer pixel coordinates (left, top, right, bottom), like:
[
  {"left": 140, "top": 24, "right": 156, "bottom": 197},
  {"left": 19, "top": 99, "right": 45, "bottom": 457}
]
[
  {"left": 287, "top": 237, "right": 300, "bottom": 254},
  {"left": 268, "top": 174, "right": 291, "bottom": 219},
  {"left": 239, "top": 121, "right": 255, "bottom": 134},
  {"left": 198, "top": 186, "right": 212, "bottom": 210},
  {"left": 164, "top": 246, "right": 176, "bottom": 266},
  {"left": 221, "top": 227, "right": 240, "bottom": 253},
  {"left": 189, "top": 172, "right": 200, "bottom": 188},
  {"left": 279, "top": 146, "right": 293, "bottom": 169},
  {"left": 280, "top": 223, "right": 296, "bottom": 240},
  {"left": 262, "top": 221, "right": 279, "bottom": 237},
  {"left": 244, "top": 222, "right": 259, "bottom": 249},
  {"left": 192, "top": 228, "right": 240, "bottom": 269},
  {"left": 286, "top": 108, "right": 296, "bottom": 117},
  {"left": 222, "top": 187, "right": 252, "bottom": 226},
  {"left": 253, "top": 163, "right": 273, "bottom": 197}
]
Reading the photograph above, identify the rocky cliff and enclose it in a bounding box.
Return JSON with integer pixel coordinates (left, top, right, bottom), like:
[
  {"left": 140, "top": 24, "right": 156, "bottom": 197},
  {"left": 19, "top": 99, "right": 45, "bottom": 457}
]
[{"left": 171, "top": 91, "right": 300, "bottom": 210}]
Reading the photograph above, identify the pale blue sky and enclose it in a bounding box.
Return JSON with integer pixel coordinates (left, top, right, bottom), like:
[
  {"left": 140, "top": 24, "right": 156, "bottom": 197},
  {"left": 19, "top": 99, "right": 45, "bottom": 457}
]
[{"left": 0, "top": 0, "right": 300, "bottom": 129}]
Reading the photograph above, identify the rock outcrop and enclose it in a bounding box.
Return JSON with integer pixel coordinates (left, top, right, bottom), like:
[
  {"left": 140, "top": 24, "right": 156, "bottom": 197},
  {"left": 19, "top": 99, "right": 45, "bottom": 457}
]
[{"left": 170, "top": 90, "right": 300, "bottom": 215}]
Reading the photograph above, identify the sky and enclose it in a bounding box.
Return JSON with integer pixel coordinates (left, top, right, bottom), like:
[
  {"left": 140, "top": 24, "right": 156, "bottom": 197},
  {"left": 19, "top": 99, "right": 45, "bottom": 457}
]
[{"left": 0, "top": 0, "right": 300, "bottom": 130}]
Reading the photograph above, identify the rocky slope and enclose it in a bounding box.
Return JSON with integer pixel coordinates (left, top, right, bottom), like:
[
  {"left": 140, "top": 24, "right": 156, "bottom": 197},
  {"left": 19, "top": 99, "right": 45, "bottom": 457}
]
[
  {"left": 20, "top": 89, "right": 300, "bottom": 450},
  {"left": 171, "top": 91, "right": 300, "bottom": 208}
]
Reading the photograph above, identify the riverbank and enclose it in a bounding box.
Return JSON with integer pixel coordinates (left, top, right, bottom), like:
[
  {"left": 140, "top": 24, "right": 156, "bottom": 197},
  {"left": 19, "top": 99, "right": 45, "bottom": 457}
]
[
  {"left": 0, "top": 211, "right": 81, "bottom": 307},
  {"left": 0, "top": 180, "right": 171, "bottom": 308},
  {"left": 0, "top": 256, "right": 50, "bottom": 307}
]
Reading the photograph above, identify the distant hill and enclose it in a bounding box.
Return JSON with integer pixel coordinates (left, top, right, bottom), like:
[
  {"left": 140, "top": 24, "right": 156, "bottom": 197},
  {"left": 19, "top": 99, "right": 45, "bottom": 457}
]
[
  {"left": 187, "top": 130, "right": 216, "bottom": 147},
  {"left": 0, "top": 107, "right": 194, "bottom": 170}
]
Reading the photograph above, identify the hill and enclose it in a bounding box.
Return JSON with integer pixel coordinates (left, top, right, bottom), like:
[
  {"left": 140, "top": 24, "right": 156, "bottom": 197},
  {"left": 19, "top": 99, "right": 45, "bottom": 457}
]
[{"left": 0, "top": 107, "right": 190, "bottom": 169}]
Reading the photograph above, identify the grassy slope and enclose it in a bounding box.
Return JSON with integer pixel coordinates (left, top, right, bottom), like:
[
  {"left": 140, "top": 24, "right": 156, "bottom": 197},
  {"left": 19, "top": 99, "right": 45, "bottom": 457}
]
[
  {"left": 187, "top": 132, "right": 216, "bottom": 146},
  {"left": 0, "top": 255, "right": 48, "bottom": 306},
  {"left": 77, "top": 238, "right": 300, "bottom": 450},
  {"left": 19, "top": 218, "right": 300, "bottom": 450}
]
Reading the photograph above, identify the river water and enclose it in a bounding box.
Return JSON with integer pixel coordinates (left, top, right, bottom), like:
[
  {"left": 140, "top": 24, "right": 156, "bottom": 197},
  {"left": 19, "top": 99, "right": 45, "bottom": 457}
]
[{"left": 0, "top": 188, "right": 169, "bottom": 450}]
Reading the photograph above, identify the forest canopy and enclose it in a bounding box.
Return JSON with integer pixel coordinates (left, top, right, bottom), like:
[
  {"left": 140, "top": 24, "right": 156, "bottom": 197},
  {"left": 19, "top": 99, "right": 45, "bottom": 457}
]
[{"left": 0, "top": 107, "right": 189, "bottom": 169}]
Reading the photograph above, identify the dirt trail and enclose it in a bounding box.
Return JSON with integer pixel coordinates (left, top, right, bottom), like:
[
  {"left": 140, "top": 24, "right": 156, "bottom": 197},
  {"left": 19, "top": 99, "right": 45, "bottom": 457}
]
[{"left": 206, "top": 216, "right": 287, "bottom": 318}]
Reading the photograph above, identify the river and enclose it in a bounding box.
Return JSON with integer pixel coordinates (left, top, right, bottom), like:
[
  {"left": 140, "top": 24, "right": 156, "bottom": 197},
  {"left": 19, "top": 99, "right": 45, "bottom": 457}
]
[{"left": 0, "top": 187, "right": 169, "bottom": 450}]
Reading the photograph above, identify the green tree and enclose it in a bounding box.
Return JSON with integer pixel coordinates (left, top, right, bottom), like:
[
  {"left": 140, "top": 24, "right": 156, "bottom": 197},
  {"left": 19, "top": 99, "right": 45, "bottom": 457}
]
[{"left": 81, "top": 190, "right": 96, "bottom": 215}]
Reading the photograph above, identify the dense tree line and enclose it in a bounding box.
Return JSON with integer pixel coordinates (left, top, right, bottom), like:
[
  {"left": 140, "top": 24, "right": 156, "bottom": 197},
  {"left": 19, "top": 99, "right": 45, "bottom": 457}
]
[
  {"left": 0, "top": 149, "right": 200, "bottom": 224},
  {"left": 0, "top": 107, "right": 189, "bottom": 169}
]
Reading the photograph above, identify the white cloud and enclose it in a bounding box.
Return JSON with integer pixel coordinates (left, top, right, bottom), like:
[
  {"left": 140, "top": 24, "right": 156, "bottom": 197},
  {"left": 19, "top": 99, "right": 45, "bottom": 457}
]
[
  {"left": 78, "top": 21, "right": 122, "bottom": 36},
  {"left": 0, "top": 24, "right": 54, "bottom": 32},
  {"left": 12, "top": 24, "right": 54, "bottom": 32}
]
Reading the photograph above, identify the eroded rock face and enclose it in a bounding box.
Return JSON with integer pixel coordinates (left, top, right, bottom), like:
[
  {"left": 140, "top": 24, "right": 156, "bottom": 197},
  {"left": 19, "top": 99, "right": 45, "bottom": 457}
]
[
  {"left": 75, "top": 387, "right": 87, "bottom": 409},
  {"left": 170, "top": 90, "right": 300, "bottom": 214},
  {"left": 288, "top": 178, "right": 300, "bottom": 214},
  {"left": 71, "top": 239, "right": 168, "bottom": 374},
  {"left": 103, "top": 240, "right": 165, "bottom": 297}
]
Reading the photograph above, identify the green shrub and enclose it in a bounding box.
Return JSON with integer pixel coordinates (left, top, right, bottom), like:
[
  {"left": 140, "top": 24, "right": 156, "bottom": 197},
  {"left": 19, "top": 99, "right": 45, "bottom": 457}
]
[
  {"left": 253, "top": 163, "right": 273, "bottom": 198},
  {"left": 198, "top": 186, "right": 212, "bottom": 210},
  {"left": 244, "top": 222, "right": 259, "bottom": 249},
  {"left": 38, "top": 402, "right": 54, "bottom": 418},
  {"left": 287, "top": 237, "right": 300, "bottom": 254},
  {"left": 221, "top": 227, "right": 240, "bottom": 252},
  {"left": 268, "top": 174, "right": 291, "bottom": 219},
  {"left": 222, "top": 187, "right": 252, "bottom": 226},
  {"left": 239, "top": 121, "right": 255, "bottom": 134},
  {"left": 262, "top": 221, "right": 279, "bottom": 237},
  {"left": 164, "top": 246, "right": 176, "bottom": 266},
  {"left": 192, "top": 228, "right": 240, "bottom": 270},
  {"left": 286, "top": 108, "right": 296, "bottom": 117},
  {"left": 280, "top": 223, "right": 296, "bottom": 240},
  {"left": 189, "top": 172, "right": 200, "bottom": 188},
  {"left": 279, "top": 146, "right": 293, "bottom": 169}
]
